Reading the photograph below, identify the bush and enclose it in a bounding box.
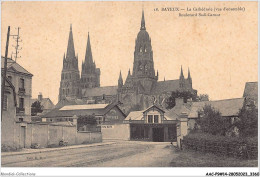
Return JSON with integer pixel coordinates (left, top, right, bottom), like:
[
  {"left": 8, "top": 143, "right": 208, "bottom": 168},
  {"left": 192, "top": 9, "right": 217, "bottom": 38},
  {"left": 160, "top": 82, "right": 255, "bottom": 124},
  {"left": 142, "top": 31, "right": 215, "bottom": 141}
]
[
  {"left": 59, "top": 140, "right": 68, "bottom": 146},
  {"left": 31, "top": 143, "right": 40, "bottom": 149},
  {"left": 1, "top": 144, "right": 20, "bottom": 152},
  {"left": 197, "top": 105, "right": 231, "bottom": 136},
  {"left": 182, "top": 133, "right": 257, "bottom": 159}
]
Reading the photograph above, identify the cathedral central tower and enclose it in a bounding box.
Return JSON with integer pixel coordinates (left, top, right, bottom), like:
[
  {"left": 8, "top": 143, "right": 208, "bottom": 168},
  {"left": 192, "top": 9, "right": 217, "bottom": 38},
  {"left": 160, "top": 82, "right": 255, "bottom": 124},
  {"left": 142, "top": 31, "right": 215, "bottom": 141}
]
[{"left": 132, "top": 10, "right": 157, "bottom": 81}]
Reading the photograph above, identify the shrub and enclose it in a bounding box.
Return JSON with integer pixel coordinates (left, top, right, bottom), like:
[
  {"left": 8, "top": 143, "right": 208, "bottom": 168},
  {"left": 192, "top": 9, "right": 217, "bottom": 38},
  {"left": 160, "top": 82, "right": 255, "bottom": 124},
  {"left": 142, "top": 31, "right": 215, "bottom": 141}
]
[
  {"left": 197, "top": 105, "right": 231, "bottom": 136},
  {"left": 59, "top": 140, "right": 68, "bottom": 146},
  {"left": 1, "top": 144, "right": 20, "bottom": 152},
  {"left": 182, "top": 133, "right": 257, "bottom": 159},
  {"left": 31, "top": 143, "right": 40, "bottom": 149}
]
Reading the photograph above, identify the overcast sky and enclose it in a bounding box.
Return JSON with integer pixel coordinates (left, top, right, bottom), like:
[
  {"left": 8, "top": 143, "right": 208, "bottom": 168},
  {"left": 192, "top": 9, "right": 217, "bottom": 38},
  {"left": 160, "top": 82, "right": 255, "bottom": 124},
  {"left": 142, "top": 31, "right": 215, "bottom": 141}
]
[{"left": 1, "top": 1, "right": 258, "bottom": 104}]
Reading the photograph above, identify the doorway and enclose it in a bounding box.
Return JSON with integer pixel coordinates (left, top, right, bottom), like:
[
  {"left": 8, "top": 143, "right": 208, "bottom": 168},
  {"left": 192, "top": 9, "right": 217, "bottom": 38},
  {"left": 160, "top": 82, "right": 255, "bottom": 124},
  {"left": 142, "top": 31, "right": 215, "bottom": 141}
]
[
  {"left": 20, "top": 126, "right": 26, "bottom": 148},
  {"left": 152, "top": 128, "right": 164, "bottom": 142}
]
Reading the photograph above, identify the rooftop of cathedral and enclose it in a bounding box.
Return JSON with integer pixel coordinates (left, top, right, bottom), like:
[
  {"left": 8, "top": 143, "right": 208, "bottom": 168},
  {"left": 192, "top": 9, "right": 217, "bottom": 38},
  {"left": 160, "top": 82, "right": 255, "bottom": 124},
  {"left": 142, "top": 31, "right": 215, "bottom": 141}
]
[{"left": 82, "top": 86, "right": 118, "bottom": 97}]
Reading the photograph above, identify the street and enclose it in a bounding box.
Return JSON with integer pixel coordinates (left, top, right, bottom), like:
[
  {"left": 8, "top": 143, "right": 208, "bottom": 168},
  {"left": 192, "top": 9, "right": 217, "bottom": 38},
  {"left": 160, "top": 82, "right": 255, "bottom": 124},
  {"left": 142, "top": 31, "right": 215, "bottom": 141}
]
[{"left": 1, "top": 141, "right": 176, "bottom": 167}]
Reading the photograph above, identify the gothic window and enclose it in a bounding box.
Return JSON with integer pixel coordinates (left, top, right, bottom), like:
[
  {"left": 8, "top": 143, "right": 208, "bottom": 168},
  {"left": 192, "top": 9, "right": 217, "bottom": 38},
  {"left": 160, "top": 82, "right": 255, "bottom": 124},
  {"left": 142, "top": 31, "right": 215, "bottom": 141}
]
[
  {"left": 63, "top": 89, "right": 65, "bottom": 95},
  {"left": 139, "top": 47, "right": 142, "bottom": 52},
  {"left": 144, "top": 45, "right": 147, "bottom": 52},
  {"left": 139, "top": 63, "right": 143, "bottom": 71}
]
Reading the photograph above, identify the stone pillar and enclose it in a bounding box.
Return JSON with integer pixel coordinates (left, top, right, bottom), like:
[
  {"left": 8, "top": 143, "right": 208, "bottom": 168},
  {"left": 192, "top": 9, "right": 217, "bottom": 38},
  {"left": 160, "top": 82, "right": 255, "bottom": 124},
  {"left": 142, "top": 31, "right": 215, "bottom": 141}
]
[{"left": 177, "top": 112, "right": 188, "bottom": 149}]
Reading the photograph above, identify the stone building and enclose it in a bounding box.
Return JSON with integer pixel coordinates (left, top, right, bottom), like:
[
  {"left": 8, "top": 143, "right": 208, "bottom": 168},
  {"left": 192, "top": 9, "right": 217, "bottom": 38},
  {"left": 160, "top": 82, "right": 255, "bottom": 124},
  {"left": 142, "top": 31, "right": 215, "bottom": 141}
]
[
  {"left": 1, "top": 57, "right": 33, "bottom": 122},
  {"left": 57, "top": 10, "right": 197, "bottom": 114}
]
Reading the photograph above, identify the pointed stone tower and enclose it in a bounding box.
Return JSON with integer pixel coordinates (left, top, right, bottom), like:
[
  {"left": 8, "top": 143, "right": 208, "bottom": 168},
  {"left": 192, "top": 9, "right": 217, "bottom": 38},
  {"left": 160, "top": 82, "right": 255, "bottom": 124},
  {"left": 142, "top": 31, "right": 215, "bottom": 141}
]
[
  {"left": 118, "top": 70, "right": 123, "bottom": 88},
  {"left": 187, "top": 67, "right": 192, "bottom": 89},
  {"left": 132, "top": 9, "right": 158, "bottom": 94},
  {"left": 81, "top": 32, "right": 100, "bottom": 89},
  {"left": 179, "top": 65, "right": 185, "bottom": 89},
  {"left": 58, "top": 25, "right": 81, "bottom": 102}
]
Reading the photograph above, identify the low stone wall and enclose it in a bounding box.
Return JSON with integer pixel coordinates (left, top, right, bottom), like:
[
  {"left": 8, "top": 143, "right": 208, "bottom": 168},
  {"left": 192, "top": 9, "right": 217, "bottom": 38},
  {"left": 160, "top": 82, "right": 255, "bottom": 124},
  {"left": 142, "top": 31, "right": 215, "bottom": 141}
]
[
  {"left": 2, "top": 122, "right": 102, "bottom": 150},
  {"left": 101, "top": 124, "right": 130, "bottom": 140}
]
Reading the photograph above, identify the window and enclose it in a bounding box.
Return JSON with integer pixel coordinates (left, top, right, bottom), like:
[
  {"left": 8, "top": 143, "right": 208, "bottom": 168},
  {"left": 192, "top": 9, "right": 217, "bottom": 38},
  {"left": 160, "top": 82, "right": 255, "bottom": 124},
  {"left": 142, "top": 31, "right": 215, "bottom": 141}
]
[
  {"left": 148, "top": 115, "right": 153, "bottom": 123},
  {"left": 19, "top": 118, "right": 24, "bottom": 122},
  {"left": 19, "top": 98, "right": 24, "bottom": 108},
  {"left": 154, "top": 115, "right": 159, "bottom": 123},
  {"left": 7, "top": 76, "right": 12, "bottom": 83},
  {"left": 3, "top": 95, "right": 7, "bottom": 110},
  {"left": 20, "top": 78, "right": 25, "bottom": 89}
]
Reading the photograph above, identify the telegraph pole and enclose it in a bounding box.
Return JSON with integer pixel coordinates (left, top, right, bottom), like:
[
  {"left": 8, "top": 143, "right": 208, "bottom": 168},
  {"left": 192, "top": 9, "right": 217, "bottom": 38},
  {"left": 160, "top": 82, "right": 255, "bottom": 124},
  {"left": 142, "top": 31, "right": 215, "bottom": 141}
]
[
  {"left": 11, "top": 27, "right": 22, "bottom": 62},
  {"left": 1, "top": 26, "right": 11, "bottom": 121}
]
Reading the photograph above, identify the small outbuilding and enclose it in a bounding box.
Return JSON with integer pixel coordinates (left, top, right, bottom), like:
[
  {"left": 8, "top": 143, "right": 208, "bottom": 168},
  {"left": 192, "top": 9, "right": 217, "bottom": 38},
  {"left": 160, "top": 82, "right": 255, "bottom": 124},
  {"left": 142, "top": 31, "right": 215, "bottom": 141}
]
[{"left": 124, "top": 105, "right": 177, "bottom": 142}]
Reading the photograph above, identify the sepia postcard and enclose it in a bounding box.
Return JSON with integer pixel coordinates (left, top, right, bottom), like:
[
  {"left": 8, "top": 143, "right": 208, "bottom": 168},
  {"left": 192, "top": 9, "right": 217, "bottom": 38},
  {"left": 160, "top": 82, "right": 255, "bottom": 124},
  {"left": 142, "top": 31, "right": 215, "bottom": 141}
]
[{"left": 1, "top": 1, "right": 259, "bottom": 176}]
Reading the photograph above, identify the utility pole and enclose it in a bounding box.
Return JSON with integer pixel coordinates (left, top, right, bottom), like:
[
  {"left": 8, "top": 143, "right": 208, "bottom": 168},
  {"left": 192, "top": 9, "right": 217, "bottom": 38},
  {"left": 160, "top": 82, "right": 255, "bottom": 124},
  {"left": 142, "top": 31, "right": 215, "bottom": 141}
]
[
  {"left": 11, "top": 27, "right": 22, "bottom": 62},
  {"left": 1, "top": 26, "right": 11, "bottom": 121}
]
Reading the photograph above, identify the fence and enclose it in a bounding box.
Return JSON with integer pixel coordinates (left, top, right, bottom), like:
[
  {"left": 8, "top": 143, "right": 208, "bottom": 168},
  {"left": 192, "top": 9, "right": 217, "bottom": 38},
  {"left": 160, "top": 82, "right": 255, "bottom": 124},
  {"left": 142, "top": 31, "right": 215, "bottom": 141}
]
[{"left": 182, "top": 136, "right": 258, "bottom": 159}]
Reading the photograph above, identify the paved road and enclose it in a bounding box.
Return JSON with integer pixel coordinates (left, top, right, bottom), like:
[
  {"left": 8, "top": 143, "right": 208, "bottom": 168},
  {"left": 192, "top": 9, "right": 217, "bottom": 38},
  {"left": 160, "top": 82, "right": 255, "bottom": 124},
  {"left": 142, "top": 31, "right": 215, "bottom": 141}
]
[{"left": 1, "top": 141, "right": 175, "bottom": 167}]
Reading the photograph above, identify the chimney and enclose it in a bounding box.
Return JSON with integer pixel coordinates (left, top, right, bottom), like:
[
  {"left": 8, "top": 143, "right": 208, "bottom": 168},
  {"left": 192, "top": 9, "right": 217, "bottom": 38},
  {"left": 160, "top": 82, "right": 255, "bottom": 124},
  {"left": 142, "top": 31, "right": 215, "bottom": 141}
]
[
  {"left": 38, "top": 92, "right": 43, "bottom": 101},
  {"left": 175, "top": 98, "right": 184, "bottom": 106}
]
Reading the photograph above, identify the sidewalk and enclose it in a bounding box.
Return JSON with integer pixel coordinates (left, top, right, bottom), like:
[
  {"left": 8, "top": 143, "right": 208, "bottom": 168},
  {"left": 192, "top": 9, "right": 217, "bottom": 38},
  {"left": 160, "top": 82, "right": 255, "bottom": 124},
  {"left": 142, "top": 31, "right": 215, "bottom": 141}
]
[{"left": 1, "top": 141, "right": 116, "bottom": 157}]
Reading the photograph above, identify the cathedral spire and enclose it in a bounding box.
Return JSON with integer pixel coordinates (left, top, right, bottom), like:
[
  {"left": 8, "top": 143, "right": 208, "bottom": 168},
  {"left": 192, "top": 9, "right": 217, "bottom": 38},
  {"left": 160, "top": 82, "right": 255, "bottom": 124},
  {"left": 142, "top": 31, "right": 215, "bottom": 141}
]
[
  {"left": 118, "top": 70, "right": 123, "bottom": 88},
  {"left": 66, "top": 24, "right": 76, "bottom": 59},
  {"left": 140, "top": 9, "right": 146, "bottom": 30},
  {"left": 188, "top": 67, "right": 191, "bottom": 79},
  {"left": 85, "top": 32, "right": 93, "bottom": 65},
  {"left": 180, "top": 65, "right": 184, "bottom": 78}
]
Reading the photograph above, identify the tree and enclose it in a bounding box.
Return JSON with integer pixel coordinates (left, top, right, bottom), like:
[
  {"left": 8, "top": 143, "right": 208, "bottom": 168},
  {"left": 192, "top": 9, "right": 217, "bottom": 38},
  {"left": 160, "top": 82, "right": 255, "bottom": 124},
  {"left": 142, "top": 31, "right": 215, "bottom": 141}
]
[
  {"left": 166, "top": 90, "right": 196, "bottom": 109},
  {"left": 31, "top": 101, "right": 43, "bottom": 116},
  {"left": 197, "top": 104, "right": 231, "bottom": 136},
  {"left": 77, "top": 115, "right": 97, "bottom": 126},
  {"left": 235, "top": 103, "right": 258, "bottom": 137},
  {"left": 197, "top": 94, "right": 209, "bottom": 101}
]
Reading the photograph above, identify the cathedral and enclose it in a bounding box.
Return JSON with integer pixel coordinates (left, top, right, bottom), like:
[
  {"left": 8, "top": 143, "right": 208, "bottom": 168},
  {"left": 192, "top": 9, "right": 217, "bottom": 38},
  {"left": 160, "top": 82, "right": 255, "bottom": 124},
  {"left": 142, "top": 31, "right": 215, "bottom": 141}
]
[{"left": 58, "top": 10, "right": 197, "bottom": 113}]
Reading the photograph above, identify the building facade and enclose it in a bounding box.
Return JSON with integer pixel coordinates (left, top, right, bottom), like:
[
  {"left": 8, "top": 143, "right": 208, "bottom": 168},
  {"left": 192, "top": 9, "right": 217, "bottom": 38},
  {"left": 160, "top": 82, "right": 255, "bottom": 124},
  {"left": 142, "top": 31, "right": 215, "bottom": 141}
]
[
  {"left": 57, "top": 10, "right": 197, "bottom": 114},
  {"left": 1, "top": 57, "right": 33, "bottom": 122},
  {"left": 124, "top": 105, "right": 178, "bottom": 142}
]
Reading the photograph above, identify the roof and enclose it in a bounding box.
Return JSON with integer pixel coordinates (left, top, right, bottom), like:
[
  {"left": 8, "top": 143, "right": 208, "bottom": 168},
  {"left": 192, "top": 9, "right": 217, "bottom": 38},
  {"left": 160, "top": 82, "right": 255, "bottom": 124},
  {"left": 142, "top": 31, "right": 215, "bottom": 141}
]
[
  {"left": 83, "top": 86, "right": 118, "bottom": 97},
  {"left": 60, "top": 104, "right": 108, "bottom": 110},
  {"left": 55, "top": 98, "right": 85, "bottom": 108},
  {"left": 151, "top": 80, "right": 180, "bottom": 94},
  {"left": 143, "top": 104, "right": 165, "bottom": 114},
  {"left": 188, "top": 98, "right": 244, "bottom": 118},
  {"left": 124, "top": 108, "right": 174, "bottom": 121},
  {"left": 1, "top": 57, "right": 33, "bottom": 76},
  {"left": 243, "top": 82, "right": 258, "bottom": 98},
  {"left": 31, "top": 98, "right": 55, "bottom": 110},
  {"left": 165, "top": 103, "right": 191, "bottom": 120},
  {"left": 43, "top": 102, "right": 124, "bottom": 118},
  {"left": 125, "top": 111, "right": 143, "bottom": 121}
]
